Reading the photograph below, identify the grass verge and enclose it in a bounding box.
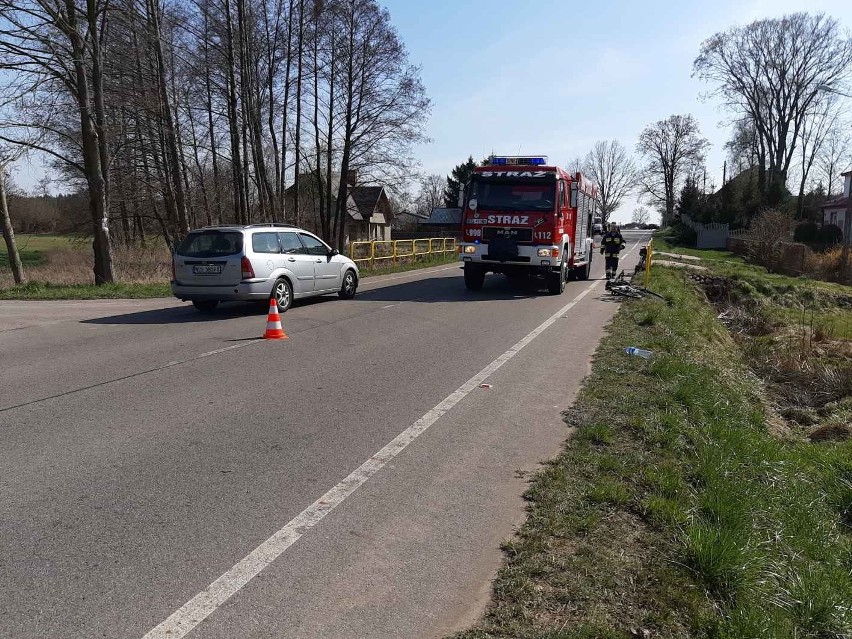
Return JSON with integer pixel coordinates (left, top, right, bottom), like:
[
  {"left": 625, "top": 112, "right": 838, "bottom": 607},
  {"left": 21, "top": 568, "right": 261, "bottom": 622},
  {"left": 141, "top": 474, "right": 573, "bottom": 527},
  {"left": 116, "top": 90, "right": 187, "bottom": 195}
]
[{"left": 451, "top": 265, "right": 852, "bottom": 638}]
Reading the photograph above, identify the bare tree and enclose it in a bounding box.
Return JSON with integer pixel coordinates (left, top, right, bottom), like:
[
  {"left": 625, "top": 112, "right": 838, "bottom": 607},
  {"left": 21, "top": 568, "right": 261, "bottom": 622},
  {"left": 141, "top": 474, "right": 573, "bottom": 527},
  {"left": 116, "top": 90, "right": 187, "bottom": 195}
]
[
  {"left": 631, "top": 206, "right": 650, "bottom": 226},
  {"left": 331, "top": 0, "right": 429, "bottom": 250},
  {"left": 795, "top": 96, "right": 840, "bottom": 218},
  {"left": 0, "top": 0, "right": 115, "bottom": 282},
  {"left": 0, "top": 153, "right": 26, "bottom": 284},
  {"left": 816, "top": 124, "right": 852, "bottom": 197},
  {"left": 414, "top": 174, "right": 445, "bottom": 217},
  {"left": 566, "top": 156, "right": 585, "bottom": 175},
  {"left": 636, "top": 114, "right": 709, "bottom": 226},
  {"left": 725, "top": 119, "right": 760, "bottom": 175},
  {"left": 695, "top": 13, "right": 852, "bottom": 196},
  {"left": 582, "top": 140, "right": 636, "bottom": 224}
]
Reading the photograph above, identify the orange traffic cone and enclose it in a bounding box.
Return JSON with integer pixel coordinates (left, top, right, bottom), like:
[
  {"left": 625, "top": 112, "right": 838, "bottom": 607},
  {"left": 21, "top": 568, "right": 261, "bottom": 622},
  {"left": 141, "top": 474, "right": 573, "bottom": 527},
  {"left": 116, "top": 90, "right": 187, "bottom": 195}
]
[{"left": 263, "top": 298, "right": 288, "bottom": 340}]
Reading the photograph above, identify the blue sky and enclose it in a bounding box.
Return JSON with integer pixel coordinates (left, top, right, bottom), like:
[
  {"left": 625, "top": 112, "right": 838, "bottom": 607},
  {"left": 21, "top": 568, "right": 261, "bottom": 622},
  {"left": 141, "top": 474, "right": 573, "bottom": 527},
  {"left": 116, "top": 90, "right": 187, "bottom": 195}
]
[{"left": 383, "top": 0, "right": 852, "bottom": 223}]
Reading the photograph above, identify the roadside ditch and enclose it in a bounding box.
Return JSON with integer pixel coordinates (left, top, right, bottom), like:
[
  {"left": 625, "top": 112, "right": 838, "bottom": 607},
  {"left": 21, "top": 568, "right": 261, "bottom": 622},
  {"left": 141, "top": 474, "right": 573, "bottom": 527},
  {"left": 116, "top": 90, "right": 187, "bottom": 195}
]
[{"left": 450, "top": 263, "right": 851, "bottom": 639}]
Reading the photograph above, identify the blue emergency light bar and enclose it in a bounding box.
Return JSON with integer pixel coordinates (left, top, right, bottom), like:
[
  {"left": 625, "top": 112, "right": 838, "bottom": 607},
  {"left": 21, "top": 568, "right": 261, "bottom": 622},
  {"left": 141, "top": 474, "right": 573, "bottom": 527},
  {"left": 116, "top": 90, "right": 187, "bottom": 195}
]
[{"left": 487, "top": 155, "right": 548, "bottom": 166}]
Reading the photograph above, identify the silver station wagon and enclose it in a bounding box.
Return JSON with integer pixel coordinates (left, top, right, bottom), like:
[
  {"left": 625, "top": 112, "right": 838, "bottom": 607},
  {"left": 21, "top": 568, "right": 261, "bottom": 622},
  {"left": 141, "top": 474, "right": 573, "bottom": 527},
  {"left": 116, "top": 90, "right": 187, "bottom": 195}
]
[{"left": 171, "top": 224, "right": 360, "bottom": 312}]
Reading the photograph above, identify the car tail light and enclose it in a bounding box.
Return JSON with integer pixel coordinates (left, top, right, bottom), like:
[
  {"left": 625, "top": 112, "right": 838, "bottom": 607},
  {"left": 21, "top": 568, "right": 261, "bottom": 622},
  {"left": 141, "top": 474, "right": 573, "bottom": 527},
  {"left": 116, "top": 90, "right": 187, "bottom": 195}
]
[{"left": 241, "top": 256, "right": 255, "bottom": 279}]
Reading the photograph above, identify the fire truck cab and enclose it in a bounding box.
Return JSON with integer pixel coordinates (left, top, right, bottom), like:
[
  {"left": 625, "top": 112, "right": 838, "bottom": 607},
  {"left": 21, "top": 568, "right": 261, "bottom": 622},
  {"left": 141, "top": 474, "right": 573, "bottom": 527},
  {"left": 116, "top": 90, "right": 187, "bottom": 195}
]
[{"left": 457, "top": 155, "right": 598, "bottom": 294}]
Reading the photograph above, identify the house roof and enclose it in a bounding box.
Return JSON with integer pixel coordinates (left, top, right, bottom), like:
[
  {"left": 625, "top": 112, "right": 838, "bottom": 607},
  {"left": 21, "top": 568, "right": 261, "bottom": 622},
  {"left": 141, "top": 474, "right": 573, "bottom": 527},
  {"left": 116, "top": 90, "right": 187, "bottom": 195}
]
[
  {"left": 821, "top": 196, "right": 849, "bottom": 210},
  {"left": 350, "top": 186, "right": 385, "bottom": 219},
  {"left": 396, "top": 211, "right": 430, "bottom": 220},
  {"left": 423, "top": 208, "right": 462, "bottom": 225}
]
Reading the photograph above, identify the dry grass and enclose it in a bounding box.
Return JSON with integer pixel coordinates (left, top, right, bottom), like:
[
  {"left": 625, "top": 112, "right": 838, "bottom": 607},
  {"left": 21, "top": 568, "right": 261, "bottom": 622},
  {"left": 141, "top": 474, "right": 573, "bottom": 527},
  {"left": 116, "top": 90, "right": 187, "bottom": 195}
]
[
  {"left": 1, "top": 238, "right": 455, "bottom": 292},
  {"left": 807, "top": 246, "right": 852, "bottom": 285},
  {"left": 0, "top": 243, "right": 172, "bottom": 288}
]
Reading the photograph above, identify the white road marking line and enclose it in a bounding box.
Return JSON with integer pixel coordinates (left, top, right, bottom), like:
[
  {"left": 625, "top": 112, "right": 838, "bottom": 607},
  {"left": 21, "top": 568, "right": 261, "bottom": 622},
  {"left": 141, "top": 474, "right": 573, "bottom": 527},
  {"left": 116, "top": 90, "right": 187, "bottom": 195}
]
[
  {"left": 381, "top": 304, "right": 397, "bottom": 309},
  {"left": 141, "top": 276, "right": 604, "bottom": 639}
]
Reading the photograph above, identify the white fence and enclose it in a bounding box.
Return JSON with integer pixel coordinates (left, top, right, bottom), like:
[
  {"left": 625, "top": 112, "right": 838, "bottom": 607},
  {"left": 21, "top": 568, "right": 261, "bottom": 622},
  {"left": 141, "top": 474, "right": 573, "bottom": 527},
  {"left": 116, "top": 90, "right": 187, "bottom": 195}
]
[{"left": 681, "top": 215, "right": 731, "bottom": 249}]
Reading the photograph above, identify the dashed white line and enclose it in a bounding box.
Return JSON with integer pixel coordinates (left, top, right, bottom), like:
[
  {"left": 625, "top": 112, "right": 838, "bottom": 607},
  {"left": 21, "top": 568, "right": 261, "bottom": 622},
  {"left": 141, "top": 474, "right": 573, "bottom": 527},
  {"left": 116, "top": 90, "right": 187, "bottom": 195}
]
[{"left": 141, "top": 275, "right": 604, "bottom": 639}]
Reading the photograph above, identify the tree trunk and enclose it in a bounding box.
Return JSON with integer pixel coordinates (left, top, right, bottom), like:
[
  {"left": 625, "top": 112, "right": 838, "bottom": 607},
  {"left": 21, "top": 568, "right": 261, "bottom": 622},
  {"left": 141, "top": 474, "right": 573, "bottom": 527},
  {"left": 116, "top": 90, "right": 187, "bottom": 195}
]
[
  {"left": 202, "top": 7, "right": 223, "bottom": 224},
  {"left": 293, "top": 0, "right": 304, "bottom": 226},
  {"left": 224, "top": 0, "right": 247, "bottom": 224},
  {"left": 185, "top": 89, "right": 213, "bottom": 226},
  {"left": 312, "top": 21, "right": 326, "bottom": 239},
  {"left": 0, "top": 167, "right": 26, "bottom": 285},
  {"left": 66, "top": 0, "right": 114, "bottom": 284},
  {"left": 148, "top": 0, "right": 190, "bottom": 236},
  {"left": 279, "top": 0, "right": 295, "bottom": 218}
]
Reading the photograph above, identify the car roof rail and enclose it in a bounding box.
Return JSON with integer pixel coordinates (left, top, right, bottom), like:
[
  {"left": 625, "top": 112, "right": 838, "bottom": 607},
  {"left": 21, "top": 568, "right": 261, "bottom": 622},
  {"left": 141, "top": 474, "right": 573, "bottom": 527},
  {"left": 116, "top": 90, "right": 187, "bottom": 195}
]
[{"left": 244, "top": 223, "right": 296, "bottom": 228}]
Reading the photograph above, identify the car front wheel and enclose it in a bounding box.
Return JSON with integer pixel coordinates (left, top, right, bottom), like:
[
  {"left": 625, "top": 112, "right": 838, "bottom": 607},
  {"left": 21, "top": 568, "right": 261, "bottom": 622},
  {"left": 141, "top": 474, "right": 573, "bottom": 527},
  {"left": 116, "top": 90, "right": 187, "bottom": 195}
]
[
  {"left": 548, "top": 261, "right": 566, "bottom": 294},
  {"left": 339, "top": 269, "right": 358, "bottom": 299}
]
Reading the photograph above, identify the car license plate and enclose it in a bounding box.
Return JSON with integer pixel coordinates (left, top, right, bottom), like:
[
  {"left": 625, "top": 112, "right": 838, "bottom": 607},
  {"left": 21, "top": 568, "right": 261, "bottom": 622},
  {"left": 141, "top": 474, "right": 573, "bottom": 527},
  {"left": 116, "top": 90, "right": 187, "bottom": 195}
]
[{"left": 192, "top": 264, "right": 223, "bottom": 275}]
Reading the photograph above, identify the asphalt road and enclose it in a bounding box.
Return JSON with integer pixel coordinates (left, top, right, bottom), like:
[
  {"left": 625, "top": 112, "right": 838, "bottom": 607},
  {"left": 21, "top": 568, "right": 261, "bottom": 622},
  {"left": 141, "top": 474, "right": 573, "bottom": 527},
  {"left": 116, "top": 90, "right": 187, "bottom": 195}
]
[{"left": 0, "top": 231, "right": 651, "bottom": 639}]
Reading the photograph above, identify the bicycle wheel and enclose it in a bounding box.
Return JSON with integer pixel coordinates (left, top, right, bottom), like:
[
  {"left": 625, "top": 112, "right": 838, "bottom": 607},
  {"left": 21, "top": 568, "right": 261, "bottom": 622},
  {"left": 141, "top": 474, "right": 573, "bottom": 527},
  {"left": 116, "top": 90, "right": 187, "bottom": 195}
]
[{"left": 610, "top": 285, "right": 642, "bottom": 299}]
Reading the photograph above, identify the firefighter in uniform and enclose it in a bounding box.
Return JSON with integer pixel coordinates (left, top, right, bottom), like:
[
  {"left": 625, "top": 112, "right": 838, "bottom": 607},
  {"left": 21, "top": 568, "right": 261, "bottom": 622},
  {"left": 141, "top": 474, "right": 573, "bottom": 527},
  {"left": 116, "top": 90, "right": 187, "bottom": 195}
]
[{"left": 600, "top": 222, "right": 626, "bottom": 280}]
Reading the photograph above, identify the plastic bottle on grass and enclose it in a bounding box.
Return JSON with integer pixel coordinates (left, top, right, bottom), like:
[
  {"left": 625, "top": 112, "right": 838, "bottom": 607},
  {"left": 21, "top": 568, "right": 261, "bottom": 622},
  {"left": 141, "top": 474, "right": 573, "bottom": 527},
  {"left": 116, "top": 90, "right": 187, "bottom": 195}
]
[{"left": 625, "top": 347, "right": 652, "bottom": 359}]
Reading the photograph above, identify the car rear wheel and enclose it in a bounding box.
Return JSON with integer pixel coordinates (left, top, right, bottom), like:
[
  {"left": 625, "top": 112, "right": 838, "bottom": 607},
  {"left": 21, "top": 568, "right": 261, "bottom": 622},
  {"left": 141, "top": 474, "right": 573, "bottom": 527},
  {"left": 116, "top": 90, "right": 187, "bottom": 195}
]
[
  {"left": 339, "top": 269, "right": 358, "bottom": 299},
  {"left": 272, "top": 278, "right": 293, "bottom": 313},
  {"left": 192, "top": 300, "right": 218, "bottom": 312}
]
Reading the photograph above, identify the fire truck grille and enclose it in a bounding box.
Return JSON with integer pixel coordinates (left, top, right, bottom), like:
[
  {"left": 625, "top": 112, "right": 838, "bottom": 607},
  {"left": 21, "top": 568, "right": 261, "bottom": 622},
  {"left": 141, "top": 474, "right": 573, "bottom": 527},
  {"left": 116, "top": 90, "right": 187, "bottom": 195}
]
[{"left": 482, "top": 227, "right": 533, "bottom": 242}]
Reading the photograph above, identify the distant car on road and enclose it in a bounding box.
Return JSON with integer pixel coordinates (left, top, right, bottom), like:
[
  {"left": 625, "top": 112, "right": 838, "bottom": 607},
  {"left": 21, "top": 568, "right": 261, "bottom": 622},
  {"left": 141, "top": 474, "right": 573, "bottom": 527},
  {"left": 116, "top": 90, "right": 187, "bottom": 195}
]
[
  {"left": 171, "top": 224, "right": 360, "bottom": 312},
  {"left": 592, "top": 216, "right": 603, "bottom": 235}
]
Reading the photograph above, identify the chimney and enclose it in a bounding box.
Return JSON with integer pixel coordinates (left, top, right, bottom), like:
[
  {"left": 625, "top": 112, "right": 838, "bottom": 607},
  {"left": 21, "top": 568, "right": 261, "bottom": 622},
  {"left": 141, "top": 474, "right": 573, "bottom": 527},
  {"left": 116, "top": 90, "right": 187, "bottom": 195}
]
[{"left": 346, "top": 170, "right": 359, "bottom": 187}]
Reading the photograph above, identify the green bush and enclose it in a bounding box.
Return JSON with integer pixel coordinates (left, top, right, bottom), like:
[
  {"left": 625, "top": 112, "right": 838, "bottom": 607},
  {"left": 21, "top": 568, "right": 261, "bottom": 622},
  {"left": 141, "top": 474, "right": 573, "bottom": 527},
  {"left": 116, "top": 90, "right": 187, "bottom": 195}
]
[
  {"left": 817, "top": 224, "right": 843, "bottom": 246},
  {"left": 667, "top": 222, "right": 698, "bottom": 247},
  {"left": 793, "top": 221, "right": 819, "bottom": 243}
]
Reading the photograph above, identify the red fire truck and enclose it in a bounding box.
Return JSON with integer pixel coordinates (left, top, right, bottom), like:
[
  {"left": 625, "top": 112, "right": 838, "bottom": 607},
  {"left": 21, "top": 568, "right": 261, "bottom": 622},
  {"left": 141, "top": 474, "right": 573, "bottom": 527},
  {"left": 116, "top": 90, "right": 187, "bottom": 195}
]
[{"left": 457, "top": 155, "right": 598, "bottom": 294}]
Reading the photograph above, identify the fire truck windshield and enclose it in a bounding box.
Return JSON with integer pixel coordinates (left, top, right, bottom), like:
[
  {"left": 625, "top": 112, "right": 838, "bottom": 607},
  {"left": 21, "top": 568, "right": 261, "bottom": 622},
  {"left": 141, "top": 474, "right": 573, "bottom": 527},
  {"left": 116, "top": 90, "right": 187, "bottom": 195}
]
[{"left": 469, "top": 181, "right": 555, "bottom": 212}]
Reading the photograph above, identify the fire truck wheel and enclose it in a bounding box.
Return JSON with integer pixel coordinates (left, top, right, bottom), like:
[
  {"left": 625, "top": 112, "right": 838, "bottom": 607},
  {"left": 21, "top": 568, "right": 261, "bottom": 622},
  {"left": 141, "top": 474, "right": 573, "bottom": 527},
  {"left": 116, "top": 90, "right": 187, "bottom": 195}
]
[
  {"left": 464, "top": 264, "right": 486, "bottom": 290},
  {"left": 548, "top": 262, "right": 566, "bottom": 295}
]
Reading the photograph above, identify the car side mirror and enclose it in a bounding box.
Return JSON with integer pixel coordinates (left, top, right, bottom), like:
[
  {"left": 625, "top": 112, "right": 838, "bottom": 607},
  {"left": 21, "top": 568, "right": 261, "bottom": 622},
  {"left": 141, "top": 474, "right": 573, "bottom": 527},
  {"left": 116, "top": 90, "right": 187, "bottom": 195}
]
[{"left": 328, "top": 248, "right": 339, "bottom": 261}]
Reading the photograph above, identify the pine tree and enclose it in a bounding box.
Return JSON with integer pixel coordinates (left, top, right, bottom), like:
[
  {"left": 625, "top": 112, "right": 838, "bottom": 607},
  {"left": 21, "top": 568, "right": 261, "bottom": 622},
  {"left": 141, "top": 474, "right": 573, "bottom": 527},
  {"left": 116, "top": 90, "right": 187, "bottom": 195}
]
[{"left": 443, "top": 156, "right": 478, "bottom": 208}]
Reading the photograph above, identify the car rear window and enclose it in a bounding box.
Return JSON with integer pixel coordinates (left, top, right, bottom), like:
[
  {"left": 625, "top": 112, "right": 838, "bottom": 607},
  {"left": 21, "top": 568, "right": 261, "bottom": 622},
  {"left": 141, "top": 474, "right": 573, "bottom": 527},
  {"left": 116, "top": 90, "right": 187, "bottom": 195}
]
[{"left": 177, "top": 232, "right": 243, "bottom": 257}]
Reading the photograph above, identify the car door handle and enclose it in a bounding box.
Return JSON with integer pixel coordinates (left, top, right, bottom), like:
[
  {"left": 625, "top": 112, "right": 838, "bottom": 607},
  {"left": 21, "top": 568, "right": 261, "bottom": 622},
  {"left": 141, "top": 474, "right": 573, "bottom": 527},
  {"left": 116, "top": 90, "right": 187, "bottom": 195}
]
[
  {"left": 315, "top": 259, "right": 323, "bottom": 263},
  {"left": 287, "top": 257, "right": 296, "bottom": 262}
]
